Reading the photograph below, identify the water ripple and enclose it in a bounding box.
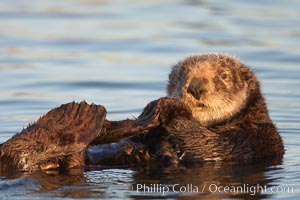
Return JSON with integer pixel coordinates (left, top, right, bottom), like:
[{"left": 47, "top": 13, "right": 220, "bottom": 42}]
[{"left": 24, "top": 80, "right": 166, "bottom": 91}]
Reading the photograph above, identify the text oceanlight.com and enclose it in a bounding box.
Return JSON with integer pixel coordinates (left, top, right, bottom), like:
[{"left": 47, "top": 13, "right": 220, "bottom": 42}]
[{"left": 133, "top": 183, "right": 294, "bottom": 196}]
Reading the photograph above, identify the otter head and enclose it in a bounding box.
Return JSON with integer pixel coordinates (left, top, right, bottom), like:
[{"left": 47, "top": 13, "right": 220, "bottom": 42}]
[{"left": 167, "top": 54, "right": 257, "bottom": 127}]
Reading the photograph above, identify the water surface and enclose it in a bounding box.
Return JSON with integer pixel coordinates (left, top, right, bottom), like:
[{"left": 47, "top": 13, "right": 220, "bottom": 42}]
[{"left": 0, "top": 0, "right": 299, "bottom": 199}]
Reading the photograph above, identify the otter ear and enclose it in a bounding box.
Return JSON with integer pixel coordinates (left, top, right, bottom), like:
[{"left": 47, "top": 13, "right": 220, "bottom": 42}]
[
  {"left": 167, "top": 62, "right": 182, "bottom": 96},
  {"left": 236, "top": 76, "right": 245, "bottom": 89},
  {"left": 240, "top": 65, "right": 258, "bottom": 92},
  {"left": 233, "top": 69, "right": 245, "bottom": 89}
]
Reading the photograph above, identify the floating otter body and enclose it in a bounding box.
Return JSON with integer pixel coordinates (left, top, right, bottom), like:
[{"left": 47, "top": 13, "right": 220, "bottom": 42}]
[
  {"left": 163, "top": 54, "right": 285, "bottom": 161},
  {"left": 0, "top": 54, "right": 284, "bottom": 172},
  {"left": 87, "top": 54, "right": 284, "bottom": 165}
]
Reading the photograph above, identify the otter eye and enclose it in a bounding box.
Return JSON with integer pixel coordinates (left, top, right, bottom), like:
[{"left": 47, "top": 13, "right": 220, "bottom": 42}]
[{"left": 220, "top": 73, "right": 228, "bottom": 80}]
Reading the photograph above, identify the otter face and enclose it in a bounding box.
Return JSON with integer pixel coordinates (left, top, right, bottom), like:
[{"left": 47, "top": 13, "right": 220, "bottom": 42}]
[{"left": 167, "top": 54, "right": 250, "bottom": 126}]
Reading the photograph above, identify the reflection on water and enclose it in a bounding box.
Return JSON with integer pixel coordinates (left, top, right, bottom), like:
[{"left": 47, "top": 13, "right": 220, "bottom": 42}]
[
  {"left": 0, "top": 0, "right": 299, "bottom": 199},
  {"left": 0, "top": 160, "right": 287, "bottom": 199}
]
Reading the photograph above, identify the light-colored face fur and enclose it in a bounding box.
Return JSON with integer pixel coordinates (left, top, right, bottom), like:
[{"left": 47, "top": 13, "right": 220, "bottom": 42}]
[{"left": 167, "top": 54, "right": 251, "bottom": 127}]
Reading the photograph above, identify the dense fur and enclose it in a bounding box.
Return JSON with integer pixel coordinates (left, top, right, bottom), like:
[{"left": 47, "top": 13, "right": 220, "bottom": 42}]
[{"left": 87, "top": 95, "right": 283, "bottom": 165}]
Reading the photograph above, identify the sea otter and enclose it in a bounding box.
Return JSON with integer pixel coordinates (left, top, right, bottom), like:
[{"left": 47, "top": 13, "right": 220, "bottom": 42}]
[
  {"left": 162, "top": 54, "right": 284, "bottom": 162},
  {"left": 0, "top": 54, "right": 284, "bottom": 172},
  {"left": 87, "top": 54, "right": 284, "bottom": 164}
]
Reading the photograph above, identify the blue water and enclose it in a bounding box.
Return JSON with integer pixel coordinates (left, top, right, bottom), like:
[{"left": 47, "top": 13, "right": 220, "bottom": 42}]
[{"left": 0, "top": 0, "right": 299, "bottom": 199}]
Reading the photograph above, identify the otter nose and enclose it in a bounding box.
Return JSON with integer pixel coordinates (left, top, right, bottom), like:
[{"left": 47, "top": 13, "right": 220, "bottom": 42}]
[{"left": 187, "top": 79, "right": 206, "bottom": 100}]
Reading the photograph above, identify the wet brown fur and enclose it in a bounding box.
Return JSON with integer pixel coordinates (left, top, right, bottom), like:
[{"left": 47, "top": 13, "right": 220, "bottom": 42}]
[
  {"left": 0, "top": 101, "right": 160, "bottom": 172},
  {"left": 0, "top": 102, "right": 107, "bottom": 171}
]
